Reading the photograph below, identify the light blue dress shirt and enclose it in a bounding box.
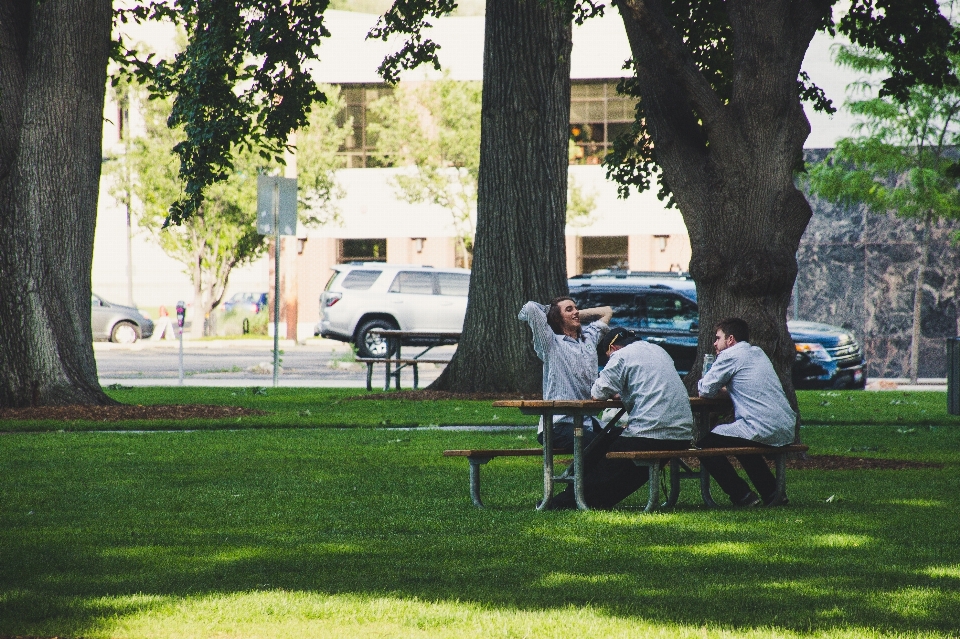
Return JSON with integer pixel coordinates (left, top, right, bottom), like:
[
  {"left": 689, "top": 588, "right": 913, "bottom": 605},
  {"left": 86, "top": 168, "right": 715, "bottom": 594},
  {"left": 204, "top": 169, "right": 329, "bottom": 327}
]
[
  {"left": 519, "top": 301, "right": 608, "bottom": 432},
  {"left": 697, "top": 341, "right": 796, "bottom": 446},
  {"left": 591, "top": 341, "right": 693, "bottom": 441}
]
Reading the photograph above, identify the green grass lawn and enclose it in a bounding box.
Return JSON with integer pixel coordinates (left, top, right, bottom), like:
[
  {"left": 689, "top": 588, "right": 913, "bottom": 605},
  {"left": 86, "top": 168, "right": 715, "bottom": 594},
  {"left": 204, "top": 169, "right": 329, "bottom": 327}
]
[
  {"left": 3, "top": 387, "right": 958, "bottom": 431},
  {"left": 1, "top": 390, "right": 959, "bottom": 637}
]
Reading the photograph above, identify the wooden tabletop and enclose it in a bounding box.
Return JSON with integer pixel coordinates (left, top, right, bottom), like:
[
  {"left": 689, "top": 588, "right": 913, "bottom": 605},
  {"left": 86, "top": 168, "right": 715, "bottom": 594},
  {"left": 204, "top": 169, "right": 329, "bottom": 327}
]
[
  {"left": 492, "top": 397, "right": 731, "bottom": 409},
  {"left": 492, "top": 399, "right": 623, "bottom": 409}
]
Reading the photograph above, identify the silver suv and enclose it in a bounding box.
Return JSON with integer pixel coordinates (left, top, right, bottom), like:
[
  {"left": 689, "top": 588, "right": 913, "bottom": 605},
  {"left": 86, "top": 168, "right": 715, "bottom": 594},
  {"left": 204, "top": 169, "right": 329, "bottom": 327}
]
[{"left": 318, "top": 263, "right": 470, "bottom": 357}]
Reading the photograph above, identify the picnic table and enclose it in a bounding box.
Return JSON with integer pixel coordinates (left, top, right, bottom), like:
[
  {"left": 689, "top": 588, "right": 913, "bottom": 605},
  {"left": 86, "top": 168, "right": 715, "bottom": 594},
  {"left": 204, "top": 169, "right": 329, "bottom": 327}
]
[
  {"left": 358, "top": 329, "right": 460, "bottom": 390},
  {"left": 445, "top": 396, "right": 804, "bottom": 512}
]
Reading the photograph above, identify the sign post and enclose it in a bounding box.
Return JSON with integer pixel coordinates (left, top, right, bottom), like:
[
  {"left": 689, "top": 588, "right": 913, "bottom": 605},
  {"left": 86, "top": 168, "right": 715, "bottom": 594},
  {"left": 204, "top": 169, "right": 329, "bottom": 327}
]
[
  {"left": 257, "top": 175, "right": 297, "bottom": 387},
  {"left": 175, "top": 300, "right": 186, "bottom": 385}
]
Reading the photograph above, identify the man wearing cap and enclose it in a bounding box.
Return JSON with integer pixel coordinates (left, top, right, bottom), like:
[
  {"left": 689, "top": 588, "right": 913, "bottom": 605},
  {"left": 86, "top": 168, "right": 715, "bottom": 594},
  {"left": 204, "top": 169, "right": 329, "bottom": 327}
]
[
  {"left": 548, "top": 327, "right": 693, "bottom": 510},
  {"left": 697, "top": 317, "right": 797, "bottom": 507}
]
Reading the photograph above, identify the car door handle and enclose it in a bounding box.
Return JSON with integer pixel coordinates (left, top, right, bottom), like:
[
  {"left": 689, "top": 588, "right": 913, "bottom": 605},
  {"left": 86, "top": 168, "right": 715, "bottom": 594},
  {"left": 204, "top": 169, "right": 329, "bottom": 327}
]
[{"left": 645, "top": 337, "right": 666, "bottom": 344}]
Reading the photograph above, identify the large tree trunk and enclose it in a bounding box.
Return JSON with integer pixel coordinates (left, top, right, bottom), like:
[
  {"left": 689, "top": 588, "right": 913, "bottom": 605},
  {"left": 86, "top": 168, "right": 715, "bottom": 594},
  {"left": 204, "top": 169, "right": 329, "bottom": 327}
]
[
  {"left": 616, "top": 0, "right": 829, "bottom": 417},
  {"left": 430, "top": 0, "right": 573, "bottom": 393},
  {"left": 0, "top": 0, "right": 114, "bottom": 407}
]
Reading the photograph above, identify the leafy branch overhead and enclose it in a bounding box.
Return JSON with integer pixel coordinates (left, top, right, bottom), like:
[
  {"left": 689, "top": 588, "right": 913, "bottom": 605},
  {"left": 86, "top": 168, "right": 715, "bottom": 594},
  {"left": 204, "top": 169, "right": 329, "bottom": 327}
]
[
  {"left": 112, "top": 0, "right": 332, "bottom": 225},
  {"left": 368, "top": 0, "right": 604, "bottom": 84},
  {"left": 605, "top": 0, "right": 958, "bottom": 205}
]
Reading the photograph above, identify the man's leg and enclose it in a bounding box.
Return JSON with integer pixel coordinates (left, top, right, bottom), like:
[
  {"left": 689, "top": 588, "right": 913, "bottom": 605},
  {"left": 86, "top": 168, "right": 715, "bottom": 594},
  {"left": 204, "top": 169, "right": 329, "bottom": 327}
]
[
  {"left": 697, "top": 433, "right": 763, "bottom": 505},
  {"left": 584, "top": 437, "right": 690, "bottom": 509}
]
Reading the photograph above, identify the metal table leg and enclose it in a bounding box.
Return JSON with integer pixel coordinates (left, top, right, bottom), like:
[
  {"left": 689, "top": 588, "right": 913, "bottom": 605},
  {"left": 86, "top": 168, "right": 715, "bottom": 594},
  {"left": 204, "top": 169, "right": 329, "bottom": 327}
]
[
  {"left": 537, "top": 411, "right": 555, "bottom": 511},
  {"left": 468, "top": 457, "right": 491, "bottom": 508}
]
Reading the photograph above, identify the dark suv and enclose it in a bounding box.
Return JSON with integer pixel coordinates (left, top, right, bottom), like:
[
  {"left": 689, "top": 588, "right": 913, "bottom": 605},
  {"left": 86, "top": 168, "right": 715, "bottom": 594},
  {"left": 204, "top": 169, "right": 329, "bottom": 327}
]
[{"left": 568, "top": 271, "right": 866, "bottom": 389}]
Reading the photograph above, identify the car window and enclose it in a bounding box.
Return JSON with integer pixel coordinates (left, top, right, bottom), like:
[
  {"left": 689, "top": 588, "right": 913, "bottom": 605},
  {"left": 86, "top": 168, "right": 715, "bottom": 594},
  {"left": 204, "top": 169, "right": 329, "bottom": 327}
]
[
  {"left": 643, "top": 293, "right": 698, "bottom": 330},
  {"left": 597, "top": 292, "right": 641, "bottom": 325},
  {"left": 388, "top": 271, "right": 436, "bottom": 294},
  {"left": 324, "top": 271, "right": 342, "bottom": 291},
  {"left": 341, "top": 270, "right": 382, "bottom": 290},
  {"left": 437, "top": 273, "right": 469, "bottom": 296}
]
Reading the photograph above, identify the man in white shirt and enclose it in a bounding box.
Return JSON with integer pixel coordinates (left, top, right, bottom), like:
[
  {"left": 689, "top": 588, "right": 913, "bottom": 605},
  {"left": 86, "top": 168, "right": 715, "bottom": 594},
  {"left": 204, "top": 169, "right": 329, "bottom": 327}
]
[
  {"left": 519, "top": 297, "right": 612, "bottom": 449},
  {"left": 697, "top": 318, "right": 797, "bottom": 507},
  {"left": 548, "top": 327, "right": 693, "bottom": 510}
]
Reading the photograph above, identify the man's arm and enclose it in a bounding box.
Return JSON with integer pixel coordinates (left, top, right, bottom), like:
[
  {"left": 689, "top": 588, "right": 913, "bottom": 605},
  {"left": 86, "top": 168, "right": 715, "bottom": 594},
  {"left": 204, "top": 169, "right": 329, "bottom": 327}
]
[
  {"left": 591, "top": 354, "right": 623, "bottom": 400},
  {"left": 697, "top": 354, "right": 734, "bottom": 397},
  {"left": 579, "top": 305, "right": 613, "bottom": 325},
  {"left": 518, "top": 301, "right": 552, "bottom": 360}
]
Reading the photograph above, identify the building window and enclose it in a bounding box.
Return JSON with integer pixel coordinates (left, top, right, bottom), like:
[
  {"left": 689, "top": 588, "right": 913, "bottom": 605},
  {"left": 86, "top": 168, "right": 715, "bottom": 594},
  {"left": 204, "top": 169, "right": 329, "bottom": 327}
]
[
  {"left": 337, "top": 85, "right": 394, "bottom": 168},
  {"left": 569, "top": 81, "right": 636, "bottom": 165},
  {"left": 581, "top": 236, "right": 628, "bottom": 273},
  {"left": 339, "top": 239, "right": 387, "bottom": 262}
]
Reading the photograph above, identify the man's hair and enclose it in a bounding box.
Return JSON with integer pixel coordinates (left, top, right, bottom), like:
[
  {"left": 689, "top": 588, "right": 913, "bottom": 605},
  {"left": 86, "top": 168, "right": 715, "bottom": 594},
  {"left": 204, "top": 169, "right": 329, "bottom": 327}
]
[
  {"left": 546, "top": 296, "right": 576, "bottom": 335},
  {"left": 714, "top": 317, "right": 749, "bottom": 343}
]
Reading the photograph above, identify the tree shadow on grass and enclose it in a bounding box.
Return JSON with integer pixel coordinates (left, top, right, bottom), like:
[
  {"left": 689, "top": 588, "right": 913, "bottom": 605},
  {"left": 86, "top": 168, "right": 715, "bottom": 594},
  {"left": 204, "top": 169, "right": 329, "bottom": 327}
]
[{"left": 1, "top": 430, "right": 959, "bottom": 636}]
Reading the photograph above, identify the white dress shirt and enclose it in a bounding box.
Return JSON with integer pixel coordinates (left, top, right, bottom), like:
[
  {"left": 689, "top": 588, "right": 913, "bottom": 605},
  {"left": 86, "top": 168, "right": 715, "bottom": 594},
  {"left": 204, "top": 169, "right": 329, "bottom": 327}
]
[
  {"left": 591, "top": 341, "right": 693, "bottom": 441},
  {"left": 697, "top": 341, "right": 796, "bottom": 446},
  {"left": 519, "top": 301, "right": 608, "bottom": 432}
]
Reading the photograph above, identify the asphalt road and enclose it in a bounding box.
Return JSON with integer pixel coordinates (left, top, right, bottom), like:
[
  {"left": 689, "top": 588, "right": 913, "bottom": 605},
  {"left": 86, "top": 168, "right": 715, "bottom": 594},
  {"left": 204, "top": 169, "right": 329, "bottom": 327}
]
[{"left": 94, "top": 337, "right": 458, "bottom": 388}]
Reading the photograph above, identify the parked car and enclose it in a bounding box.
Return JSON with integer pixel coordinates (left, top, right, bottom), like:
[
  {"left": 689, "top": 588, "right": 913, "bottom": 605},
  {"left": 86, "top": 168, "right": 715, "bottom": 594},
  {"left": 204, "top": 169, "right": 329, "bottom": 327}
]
[
  {"left": 91, "top": 294, "right": 154, "bottom": 344},
  {"left": 318, "top": 263, "right": 470, "bottom": 358},
  {"left": 566, "top": 270, "right": 867, "bottom": 389},
  {"left": 223, "top": 292, "right": 268, "bottom": 314}
]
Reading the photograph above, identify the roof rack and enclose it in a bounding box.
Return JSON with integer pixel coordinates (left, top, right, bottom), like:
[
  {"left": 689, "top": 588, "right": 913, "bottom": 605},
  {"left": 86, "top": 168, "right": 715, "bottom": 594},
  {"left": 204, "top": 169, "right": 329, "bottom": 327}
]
[{"left": 570, "top": 269, "right": 693, "bottom": 280}]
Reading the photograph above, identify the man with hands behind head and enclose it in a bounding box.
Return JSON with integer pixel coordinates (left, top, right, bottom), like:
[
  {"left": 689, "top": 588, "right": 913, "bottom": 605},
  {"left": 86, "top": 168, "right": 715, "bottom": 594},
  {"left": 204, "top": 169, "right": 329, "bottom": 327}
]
[
  {"left": 518, "top": 296, "right": 612, "bottom": 450},
  {"left": 697, "top": 317, "right": 797, "bottom": 507}
]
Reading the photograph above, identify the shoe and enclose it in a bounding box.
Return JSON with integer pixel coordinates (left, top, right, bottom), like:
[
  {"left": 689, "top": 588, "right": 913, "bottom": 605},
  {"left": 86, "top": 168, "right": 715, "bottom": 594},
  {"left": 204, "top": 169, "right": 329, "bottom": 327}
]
[
  {"left": 764, "top": 492, "right": 789, "bottom": 507},
  {"left": 735, "top": 491, "right": 762, "bottom": 508}
]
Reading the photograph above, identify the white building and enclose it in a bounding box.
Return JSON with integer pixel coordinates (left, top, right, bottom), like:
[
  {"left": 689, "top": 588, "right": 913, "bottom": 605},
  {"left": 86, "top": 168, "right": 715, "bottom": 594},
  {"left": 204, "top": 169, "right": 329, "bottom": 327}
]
[{"left": 94, "top": 8, "right": 863, "bottom": 339}]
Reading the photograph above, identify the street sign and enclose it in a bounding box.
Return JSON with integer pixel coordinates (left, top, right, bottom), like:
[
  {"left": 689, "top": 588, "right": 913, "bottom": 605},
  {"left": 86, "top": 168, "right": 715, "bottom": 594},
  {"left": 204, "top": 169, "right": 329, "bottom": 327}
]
[{"left": 256, "top": 175, "right": 298, "bottom": 236}]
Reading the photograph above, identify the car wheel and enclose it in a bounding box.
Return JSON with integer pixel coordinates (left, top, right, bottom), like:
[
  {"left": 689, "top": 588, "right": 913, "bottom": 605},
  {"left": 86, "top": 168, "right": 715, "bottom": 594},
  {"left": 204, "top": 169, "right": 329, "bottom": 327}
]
[
  {"left": 111, "top": 321, "right": 140, "bottom": 344},
  {"left": 356, "top": 319, "right": 397, "bottom": 358}
]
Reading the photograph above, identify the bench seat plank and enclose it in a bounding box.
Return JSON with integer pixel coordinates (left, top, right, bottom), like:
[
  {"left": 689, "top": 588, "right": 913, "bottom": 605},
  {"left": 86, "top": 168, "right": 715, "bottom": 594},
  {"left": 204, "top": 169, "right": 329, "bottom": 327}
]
[
  {"left": 607, "top": 444, "right": 809, "bottom": 460},
  {"left": 444, "top": 448, "right": 572, "bottom": 458}
]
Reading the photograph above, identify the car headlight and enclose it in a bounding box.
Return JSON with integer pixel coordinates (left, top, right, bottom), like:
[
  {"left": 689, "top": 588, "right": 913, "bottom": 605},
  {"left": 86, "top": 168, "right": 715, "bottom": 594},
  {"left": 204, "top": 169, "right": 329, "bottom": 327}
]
[{"left": 795, "top": 342, "right": 829, "bottom": 360}]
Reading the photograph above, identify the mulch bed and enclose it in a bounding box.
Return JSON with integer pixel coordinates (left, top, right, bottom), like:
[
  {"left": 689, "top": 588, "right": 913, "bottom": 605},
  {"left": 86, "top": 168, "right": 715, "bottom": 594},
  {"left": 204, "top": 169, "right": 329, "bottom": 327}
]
[
  {"left": 0, "top": 404, "right": 266, "bottom": 422},
  {"left": 351, "top": 390, "right": 543, "bottom": 401}
]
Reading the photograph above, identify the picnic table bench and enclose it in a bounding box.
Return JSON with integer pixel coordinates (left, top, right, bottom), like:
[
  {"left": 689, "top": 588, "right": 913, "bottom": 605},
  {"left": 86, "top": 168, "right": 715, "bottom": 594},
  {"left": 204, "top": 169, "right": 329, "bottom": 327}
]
[
  {"left": 444, "top": 397, "right": 807, "bottom": 511},
  {"left": 360, "top": 329, "right": 459, "bottom": 390}
]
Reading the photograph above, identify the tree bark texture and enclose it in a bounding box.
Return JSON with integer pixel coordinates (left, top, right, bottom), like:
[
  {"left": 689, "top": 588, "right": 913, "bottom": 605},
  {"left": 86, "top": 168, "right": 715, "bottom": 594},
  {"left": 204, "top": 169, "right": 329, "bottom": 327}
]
[
  {"left": 0, "top": 0, "right": 114, "bottom": 406},
  {"left": 617, "top": 0, "right": 830, "bottom": 414},
  {"left": 430, "top": 0, "right": 572, "bottom": 393}
]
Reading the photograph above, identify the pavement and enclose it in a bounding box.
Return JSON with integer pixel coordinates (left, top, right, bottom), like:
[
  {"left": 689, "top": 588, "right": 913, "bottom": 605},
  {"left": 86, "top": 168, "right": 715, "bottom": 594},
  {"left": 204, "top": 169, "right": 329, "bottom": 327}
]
[{"left": 95, "top": 337, "right": 950, "bottom": 391}]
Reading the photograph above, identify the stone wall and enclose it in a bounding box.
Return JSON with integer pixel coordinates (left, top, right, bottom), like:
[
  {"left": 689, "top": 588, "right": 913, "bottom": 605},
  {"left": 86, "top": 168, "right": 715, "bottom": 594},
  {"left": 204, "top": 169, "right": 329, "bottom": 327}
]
[{"left": 797, "top": 151, "right": 960, "bottom": 377}]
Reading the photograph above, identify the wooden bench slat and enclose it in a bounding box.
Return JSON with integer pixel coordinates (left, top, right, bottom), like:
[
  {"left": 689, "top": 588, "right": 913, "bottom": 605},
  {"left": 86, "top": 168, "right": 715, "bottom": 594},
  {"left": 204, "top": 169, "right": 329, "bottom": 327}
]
[
  {"left": 606, "top": 444, "right": 809, "bottom": 460},
  {"left": 443, "top": 448, "right": 572, "bottom": 457}
]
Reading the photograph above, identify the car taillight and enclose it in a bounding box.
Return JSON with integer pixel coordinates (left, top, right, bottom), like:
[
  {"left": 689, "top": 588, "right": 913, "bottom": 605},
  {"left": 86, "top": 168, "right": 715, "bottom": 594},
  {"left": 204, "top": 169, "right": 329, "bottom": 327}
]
[{"left": 325, "top": 293, "right": 342, "bottom": 307}]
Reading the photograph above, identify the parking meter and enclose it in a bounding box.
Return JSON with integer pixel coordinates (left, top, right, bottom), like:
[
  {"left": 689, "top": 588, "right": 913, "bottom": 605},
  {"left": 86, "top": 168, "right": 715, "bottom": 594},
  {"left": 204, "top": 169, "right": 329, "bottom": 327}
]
[{"left": 175, "top": 301, "right": 186, "bottom": 328}]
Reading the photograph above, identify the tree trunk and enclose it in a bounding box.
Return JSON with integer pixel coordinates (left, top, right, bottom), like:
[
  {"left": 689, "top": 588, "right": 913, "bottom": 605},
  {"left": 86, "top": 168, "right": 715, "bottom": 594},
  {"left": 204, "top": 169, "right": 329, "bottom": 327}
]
[
  {"left": 909, "top": 216, "right": 932, "bottom": 384},
  {"left": 615, "top": 1, "right": 829, "bottom": 420},
  {"left": 0, "top": 0, "right": 115, "bottom": 407},
  {"left": 430, "top": 0, "right": 573, "bottom": 393}
]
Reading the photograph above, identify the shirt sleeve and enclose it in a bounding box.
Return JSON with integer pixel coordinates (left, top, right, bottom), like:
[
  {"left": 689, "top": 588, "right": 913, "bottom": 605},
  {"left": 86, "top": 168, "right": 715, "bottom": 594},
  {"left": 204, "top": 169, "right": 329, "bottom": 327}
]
[
  {"left": 697, "top": 351, "right": 735, "bottom": 397},
  {"left": 591, "top": 351, "right": 623, "bottom": 399},
  {"left": 583, "top": 320, "right": 610, "bottom": 347},
  {"left": 518, "top": 301, "right": 553, "bottom": 361}
]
